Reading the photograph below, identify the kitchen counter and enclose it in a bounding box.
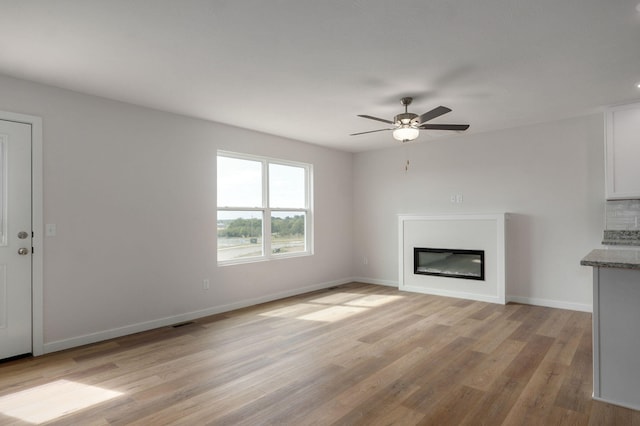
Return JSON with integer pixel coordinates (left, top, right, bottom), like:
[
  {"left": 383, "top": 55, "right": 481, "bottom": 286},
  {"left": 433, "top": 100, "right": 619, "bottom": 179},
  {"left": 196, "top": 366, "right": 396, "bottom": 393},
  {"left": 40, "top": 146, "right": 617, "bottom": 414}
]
[
  {"left": 580, "top": 248, "right": 640, "bottom": 270},
  {"left": 581, "top": 248, "right": 640, "bottom": 410}
]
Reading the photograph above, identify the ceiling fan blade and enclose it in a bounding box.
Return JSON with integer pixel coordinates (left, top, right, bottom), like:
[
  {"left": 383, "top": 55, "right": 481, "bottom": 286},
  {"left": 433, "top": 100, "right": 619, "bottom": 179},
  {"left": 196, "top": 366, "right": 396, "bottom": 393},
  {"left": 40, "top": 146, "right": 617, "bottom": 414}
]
[
  {"left": 350, "top": 128, "right": 393, "bottom": 136},
  {"left": 417, "top": 106, "right": 452, "bottom": 124},
  {"left": 357, "top": 115, "right": 394, "bottom": 125},
  {"left": 419, "top": 123, "right": 470, "bottom": 131}
]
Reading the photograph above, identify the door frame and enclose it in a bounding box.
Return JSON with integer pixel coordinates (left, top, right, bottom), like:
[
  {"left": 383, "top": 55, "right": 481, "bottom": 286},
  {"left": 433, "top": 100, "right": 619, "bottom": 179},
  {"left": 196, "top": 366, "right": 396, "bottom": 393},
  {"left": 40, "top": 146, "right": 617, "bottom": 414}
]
[{"left": 0, "top": 110, "right": 43, "bottom": 356}]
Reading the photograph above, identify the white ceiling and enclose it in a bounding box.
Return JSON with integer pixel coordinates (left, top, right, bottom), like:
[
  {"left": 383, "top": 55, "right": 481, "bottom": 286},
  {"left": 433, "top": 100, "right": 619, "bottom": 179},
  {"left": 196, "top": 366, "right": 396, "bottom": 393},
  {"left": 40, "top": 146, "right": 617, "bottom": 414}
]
[{"left": 0, "top": 0, "right": 639, "bottom": 152}]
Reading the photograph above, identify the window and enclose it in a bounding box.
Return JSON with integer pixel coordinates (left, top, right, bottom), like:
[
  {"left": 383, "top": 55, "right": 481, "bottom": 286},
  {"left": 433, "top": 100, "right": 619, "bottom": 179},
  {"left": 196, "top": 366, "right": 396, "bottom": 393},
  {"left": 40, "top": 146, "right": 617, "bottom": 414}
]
[{"left": 217, "top": 151, "right": 312, "bottom": 264}]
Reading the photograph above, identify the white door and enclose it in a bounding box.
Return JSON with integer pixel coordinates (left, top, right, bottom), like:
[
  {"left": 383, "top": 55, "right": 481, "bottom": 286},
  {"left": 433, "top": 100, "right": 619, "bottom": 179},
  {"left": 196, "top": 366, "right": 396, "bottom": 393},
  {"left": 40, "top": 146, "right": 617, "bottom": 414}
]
[{"left": 0, "top": 119, "right": 32, "bottom": 360}]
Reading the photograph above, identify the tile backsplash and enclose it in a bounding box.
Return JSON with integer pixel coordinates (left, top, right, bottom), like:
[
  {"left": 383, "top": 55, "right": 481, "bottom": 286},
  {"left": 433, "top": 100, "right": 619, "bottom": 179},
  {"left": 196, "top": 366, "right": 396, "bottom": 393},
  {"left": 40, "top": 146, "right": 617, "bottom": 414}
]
[{"left": 605, "top": 199, "right": 640, "bottom": 230}]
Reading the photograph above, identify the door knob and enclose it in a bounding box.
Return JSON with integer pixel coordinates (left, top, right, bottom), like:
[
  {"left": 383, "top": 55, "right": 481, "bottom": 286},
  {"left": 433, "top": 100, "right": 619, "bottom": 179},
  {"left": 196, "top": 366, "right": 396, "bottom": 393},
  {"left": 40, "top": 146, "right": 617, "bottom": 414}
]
[{"left": 18, "top": 247, "right": 29, "bottom": 255}]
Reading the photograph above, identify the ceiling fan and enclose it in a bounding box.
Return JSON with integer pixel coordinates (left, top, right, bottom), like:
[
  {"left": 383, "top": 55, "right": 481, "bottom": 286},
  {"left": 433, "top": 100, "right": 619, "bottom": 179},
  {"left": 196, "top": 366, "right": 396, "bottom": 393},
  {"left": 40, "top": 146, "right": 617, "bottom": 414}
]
[{"left": 351, "top": 97, "right": 469, "bottom": 142}]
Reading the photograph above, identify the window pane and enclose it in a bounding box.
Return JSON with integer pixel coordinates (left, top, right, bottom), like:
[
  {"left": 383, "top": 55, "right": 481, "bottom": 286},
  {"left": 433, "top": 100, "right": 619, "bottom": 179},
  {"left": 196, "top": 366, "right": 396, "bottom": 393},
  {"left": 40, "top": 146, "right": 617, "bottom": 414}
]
[
  {"left": 217, "top": 211, "right": 263, "bottom": 261},
  {"left": 269, "top": 163, "right": 305, "bottom": 208},
  {"left": 217, "top": 156, "right": 262, "bottom": 207},
  {"left": 271, "top": 212, "right": 305, "bottom": 255}
]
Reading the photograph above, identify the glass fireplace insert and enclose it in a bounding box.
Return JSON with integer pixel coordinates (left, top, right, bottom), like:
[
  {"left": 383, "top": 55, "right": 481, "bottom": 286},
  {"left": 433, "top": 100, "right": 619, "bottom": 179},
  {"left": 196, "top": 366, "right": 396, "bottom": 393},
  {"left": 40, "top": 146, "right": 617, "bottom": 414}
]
[{"left": 414, "top": 247, "right": 485, "bottom": 281}]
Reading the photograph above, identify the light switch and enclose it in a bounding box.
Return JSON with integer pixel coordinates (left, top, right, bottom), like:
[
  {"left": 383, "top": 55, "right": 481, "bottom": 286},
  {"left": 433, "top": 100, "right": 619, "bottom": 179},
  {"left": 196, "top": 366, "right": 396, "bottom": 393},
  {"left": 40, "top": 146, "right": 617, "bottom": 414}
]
[{"left": 46, "top": 224, "right": 57, "bottom": 237}]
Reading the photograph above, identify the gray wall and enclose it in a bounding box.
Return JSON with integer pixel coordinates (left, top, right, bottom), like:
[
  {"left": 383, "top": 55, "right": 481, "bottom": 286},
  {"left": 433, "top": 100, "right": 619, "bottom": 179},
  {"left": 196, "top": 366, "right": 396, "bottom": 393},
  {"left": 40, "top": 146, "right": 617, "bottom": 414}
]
[
  {"left": 0, "top": 74, "right": 354, "bottom": 351},
  {"left": 352, "top": 115, "right": 604, "bottom": 311},
  {"left": 0, "top": 71, "right": 607, "bottom": 352}
]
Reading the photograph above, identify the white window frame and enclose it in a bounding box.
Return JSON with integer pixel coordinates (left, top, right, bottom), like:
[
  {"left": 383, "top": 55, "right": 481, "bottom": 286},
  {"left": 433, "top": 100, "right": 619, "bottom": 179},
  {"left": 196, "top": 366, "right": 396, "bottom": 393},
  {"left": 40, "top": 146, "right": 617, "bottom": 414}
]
[{"left": 217, "top": 150, "right": 313, "bottom": 265}]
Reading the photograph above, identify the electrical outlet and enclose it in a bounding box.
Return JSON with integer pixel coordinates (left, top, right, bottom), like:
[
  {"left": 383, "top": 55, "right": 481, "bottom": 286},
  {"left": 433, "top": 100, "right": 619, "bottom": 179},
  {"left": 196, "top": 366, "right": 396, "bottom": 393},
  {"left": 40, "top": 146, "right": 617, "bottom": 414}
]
[
  {"left": 203, "top": 279, "right": 210, "bottom": 290},
  {"left": 363, "top": 256, "right": 368, "bottom": 265}
]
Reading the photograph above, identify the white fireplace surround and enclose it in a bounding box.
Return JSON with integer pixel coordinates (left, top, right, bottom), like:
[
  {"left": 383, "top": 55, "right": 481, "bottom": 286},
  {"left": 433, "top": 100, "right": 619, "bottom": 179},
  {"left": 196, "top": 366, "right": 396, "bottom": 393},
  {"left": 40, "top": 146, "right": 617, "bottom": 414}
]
[{"left": 398, "top": 213, "right": 506, "bottom": 304}]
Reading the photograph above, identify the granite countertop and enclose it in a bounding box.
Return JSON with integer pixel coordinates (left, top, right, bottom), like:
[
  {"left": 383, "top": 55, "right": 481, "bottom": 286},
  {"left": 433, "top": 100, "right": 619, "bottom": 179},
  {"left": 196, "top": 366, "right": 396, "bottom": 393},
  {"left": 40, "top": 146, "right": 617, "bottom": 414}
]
[{"left": 581, "top": 248, "right": 640, "bottom": 270}]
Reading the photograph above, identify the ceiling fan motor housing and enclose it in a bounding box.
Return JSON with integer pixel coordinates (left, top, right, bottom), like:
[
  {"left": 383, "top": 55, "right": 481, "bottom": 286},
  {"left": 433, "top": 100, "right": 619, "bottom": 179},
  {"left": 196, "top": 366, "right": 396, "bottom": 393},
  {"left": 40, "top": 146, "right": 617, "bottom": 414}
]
[{"left": 394, "top": 112, "right": 419, "bottom": 126}]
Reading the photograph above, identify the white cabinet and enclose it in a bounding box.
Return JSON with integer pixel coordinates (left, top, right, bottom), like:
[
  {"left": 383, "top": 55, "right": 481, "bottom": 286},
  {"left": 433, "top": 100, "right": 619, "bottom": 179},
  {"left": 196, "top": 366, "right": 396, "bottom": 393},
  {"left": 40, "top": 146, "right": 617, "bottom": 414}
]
[{"left": 606, "top": 103, "right": 640, "bottom": 200}]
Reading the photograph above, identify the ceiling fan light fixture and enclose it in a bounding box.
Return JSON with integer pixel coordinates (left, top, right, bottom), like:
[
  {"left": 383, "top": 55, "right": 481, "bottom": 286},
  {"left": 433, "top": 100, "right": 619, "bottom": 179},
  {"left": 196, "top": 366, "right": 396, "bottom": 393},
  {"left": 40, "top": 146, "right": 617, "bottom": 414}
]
[{"left": 392, "top": 125, "right": 419, "bottom": 142}]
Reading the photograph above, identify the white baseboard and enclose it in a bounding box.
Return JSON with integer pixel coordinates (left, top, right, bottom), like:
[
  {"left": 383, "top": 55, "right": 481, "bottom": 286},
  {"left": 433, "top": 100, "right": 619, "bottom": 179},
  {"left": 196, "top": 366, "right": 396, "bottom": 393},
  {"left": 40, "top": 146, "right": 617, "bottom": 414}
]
[
  {"left": 352, "top": 277, "right": 398, "bottom": 287},
  {"left": 353, "top": 278, "right": 592, "bottom": 312},
  {"left": 592, "top": 395, "right": 640, "bottom": 412},
  {"left": 507, "top": 295, "right": 592, "bottom": 313},
  {"left": 43, "top": 278, "right": 353, "bottom": 354},
  {"left": 401, "top": 284, "right": 505, "bottom": 305}
]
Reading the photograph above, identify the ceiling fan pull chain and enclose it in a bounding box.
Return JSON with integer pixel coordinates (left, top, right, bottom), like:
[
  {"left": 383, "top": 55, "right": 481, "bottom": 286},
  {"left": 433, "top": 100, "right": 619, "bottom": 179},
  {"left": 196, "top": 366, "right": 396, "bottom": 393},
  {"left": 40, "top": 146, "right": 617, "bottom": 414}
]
[{"left": 404, "top": 143, "right": 410, "bottom": 172}]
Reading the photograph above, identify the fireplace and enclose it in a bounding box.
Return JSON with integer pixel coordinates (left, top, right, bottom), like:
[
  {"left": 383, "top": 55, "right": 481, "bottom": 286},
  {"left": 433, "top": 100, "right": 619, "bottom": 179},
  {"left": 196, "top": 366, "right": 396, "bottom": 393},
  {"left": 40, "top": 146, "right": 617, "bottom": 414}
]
[
  {"left": 398, "top": 213, "right": 506, "bottom": 304},
  {"left": 414, "top": 248, "right": 485, "bottom": 281}
]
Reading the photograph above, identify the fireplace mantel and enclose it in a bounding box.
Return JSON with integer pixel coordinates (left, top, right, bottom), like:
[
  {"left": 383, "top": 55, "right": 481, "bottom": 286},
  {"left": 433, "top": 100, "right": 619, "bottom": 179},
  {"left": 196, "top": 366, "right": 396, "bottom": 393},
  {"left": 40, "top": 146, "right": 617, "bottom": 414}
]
[{"left": 398, "top": 213, "right": 507, "bottom": 304}]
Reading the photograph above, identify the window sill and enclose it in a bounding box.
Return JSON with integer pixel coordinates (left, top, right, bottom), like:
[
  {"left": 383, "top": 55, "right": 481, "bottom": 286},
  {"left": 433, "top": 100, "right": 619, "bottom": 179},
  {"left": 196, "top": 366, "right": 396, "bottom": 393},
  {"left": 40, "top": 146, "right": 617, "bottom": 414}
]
[{"left": 217, "top": 251, "right": 313, "bottom": 267}]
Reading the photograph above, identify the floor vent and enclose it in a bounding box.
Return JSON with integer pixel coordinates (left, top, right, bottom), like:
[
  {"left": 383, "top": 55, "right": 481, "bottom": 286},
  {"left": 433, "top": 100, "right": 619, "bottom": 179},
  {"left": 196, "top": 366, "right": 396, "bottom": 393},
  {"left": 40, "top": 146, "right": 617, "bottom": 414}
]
[{"left": 172, "top": 321, "right": 195, "bottom": 328}]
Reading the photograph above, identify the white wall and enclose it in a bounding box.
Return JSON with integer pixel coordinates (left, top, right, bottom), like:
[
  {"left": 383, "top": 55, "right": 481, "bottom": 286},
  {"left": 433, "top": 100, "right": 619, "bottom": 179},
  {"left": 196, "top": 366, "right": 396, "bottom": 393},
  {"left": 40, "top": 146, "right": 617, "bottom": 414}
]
[
  {"left": 0, "top": 74, "right": 353, "bottom": 351},
  {"left": 353, "top": 115, "right": 604, "bottom": 311}
]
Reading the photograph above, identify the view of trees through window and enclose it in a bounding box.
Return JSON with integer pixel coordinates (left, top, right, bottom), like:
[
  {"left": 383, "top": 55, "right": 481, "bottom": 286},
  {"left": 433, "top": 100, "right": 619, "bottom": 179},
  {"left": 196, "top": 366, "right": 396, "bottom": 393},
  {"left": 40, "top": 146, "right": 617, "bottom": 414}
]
[
  {"left": 217, "top": 152, "right": 311, "bottom": 263},
  {"left": 219, "top": 216, "right": 304, "bottom": 238}
]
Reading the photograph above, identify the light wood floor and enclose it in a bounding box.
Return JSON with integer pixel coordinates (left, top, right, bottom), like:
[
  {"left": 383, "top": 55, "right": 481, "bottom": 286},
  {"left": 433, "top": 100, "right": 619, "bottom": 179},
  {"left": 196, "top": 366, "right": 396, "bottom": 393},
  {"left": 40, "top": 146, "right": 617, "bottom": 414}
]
[{"left": 1, "top": 282, "right": 639, "bottom": 425}]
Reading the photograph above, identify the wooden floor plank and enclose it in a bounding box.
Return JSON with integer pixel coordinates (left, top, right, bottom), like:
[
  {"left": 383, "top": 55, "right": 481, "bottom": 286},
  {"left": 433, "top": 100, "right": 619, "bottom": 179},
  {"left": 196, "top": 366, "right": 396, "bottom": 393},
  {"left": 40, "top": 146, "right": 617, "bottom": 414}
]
[
  {"left": 417, "top": 385, "right": 486, "bottom": 426},
  {"left": 458, "top": 374, "right": 526, "bottom": 426},
  {"left": 554, "top": 329, "right": 594, "bottom": 415},
  {"left": 462, "top": 338, "right": 526, "bottom": 392},
  {"left": 501, "top": 360, "right": 568, "bottom": 424},
  {"left": 302, "top": 347, "right": 429, "bottom": 424},
  {"left": 502, "top": 334, "right": 555, "bottom": 382},
  {"left": 0, "top": 283, "right": 635, "bottom": 425}
]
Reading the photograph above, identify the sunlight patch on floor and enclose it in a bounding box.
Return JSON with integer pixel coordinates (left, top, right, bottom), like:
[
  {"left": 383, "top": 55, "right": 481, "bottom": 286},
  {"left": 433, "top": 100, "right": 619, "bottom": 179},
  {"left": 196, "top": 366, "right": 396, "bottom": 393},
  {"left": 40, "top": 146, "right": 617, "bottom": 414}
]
[
  {"left": 344, "top": 294, "right": 405, "bottom": 307},
  {"left": 297, "top": 305, "right": 368, "bottom": 322},
  {"left": 259, "top": 303, "right": 320, "bottom": 318},
  {"left": 308, "top": 292, "right": 366, "bottom": 304},
  {"left": 259, "top": 293, "right": 405, "bottom": 322},
  {"left": 0, "top": 379, "right": 123, "bottom": 424}
]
